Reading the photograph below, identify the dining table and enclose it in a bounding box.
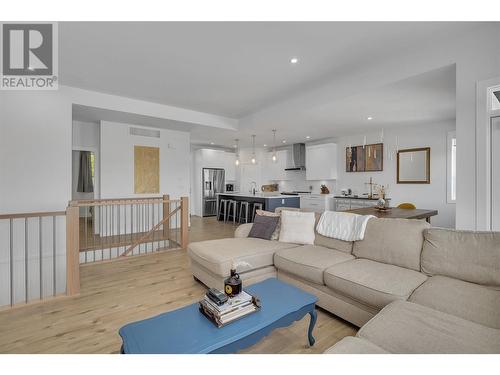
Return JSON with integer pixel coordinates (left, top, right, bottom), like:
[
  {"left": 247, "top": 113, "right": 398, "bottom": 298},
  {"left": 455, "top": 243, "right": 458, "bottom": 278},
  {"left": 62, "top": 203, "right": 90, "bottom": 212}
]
[{"left": 346, "top": 207, "right": 438, "bottom": 223}]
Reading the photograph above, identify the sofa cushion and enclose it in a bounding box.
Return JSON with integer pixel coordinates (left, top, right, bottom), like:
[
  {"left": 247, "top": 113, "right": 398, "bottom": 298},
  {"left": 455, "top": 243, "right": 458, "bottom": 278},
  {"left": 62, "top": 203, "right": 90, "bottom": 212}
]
[
  {"left": 255, "top": 209, "right": 281, "bottom": 240},
  {"left": 312, "top": 212, "right": 353, "bottom": 253},
  {"left": 353, "top": 218, "right": 430, "bottom": 271},
  {"left": 314, "top": 233, "right": 353, "bottom": 254},
  {"left": 248, "top": 213, "right": 279, "bottom": 240},
  {"left": 234, "top": 223, "right": 253, "bottom": 238},
  {"left": 409, "top": 275, "right": 500, "bottom": 329},
  {"left": 358, "top": 301, "right": 500, "bottom": 353},
  {"left": 279, "top": 210, "right": 316, "bottom": 245},
  {"left": 274, "top": 245, "right": 354, "bottom": 285},
  {"left": 188, "top": 238, "right": 299, "bottom": 277},
  {"left": 421, "top": 228, "right": 500, "bottom": 286},
  {"left": 324, "top": 337, "right": 389, "bottom": 354},
  {"left": 324, "top": 259, "right": 427, "bottom": 309}
]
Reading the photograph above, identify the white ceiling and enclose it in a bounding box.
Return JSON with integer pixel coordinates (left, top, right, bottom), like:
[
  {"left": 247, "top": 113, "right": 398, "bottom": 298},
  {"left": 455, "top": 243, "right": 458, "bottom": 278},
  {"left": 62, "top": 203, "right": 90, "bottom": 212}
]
[
  {"left": 63, "top": 22, "right": 464, "bottom": 148},
  {"left": 61, "top": 22, "right": 469, "bottom": 117},
  {"left": 189, "top": 64, "right": 456, "bottom": 147}
]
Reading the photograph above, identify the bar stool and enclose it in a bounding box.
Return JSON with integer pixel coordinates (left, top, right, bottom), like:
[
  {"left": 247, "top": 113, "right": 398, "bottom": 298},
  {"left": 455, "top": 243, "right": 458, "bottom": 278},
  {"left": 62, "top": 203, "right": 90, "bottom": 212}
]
[
  {"left": 238, "top": 201, "right": 250, "bottom": 224},
  {"left": 252, "top": 202, "right": 263, "bottom": 222},
  {"left": 218, "top": 199, "right": 228, "bottom": 221},
  {"left": 226, "top": 200, "right": 238, "bottom": 224}
]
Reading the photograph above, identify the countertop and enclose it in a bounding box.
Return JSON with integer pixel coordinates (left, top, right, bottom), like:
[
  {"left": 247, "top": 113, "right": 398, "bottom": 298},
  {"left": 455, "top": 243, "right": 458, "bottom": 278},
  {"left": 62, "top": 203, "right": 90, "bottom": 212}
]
[
  {"left": 217, "top": 192, "right": 299, "bottom": 199},
  {"left": 334, "top": 195, "right": 391, "bottom": 201}
]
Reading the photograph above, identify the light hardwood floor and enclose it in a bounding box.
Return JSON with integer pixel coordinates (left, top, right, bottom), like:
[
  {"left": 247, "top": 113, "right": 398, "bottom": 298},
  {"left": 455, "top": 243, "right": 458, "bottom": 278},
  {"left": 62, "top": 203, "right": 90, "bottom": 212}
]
[{"left": 0, "top": 216, "right": 356, "bottom": 354}]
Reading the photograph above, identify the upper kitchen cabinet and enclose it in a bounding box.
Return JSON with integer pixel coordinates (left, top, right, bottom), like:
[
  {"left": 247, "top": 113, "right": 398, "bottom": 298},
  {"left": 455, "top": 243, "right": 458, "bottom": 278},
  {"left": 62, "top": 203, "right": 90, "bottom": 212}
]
[
  {"left": 194, "top": 149, "right": 236, "bottom": 181},
  {"left": 263, "top": 149, "right": 291, "bottom": 181},
  {"left": 223, "top": 153, "right": 236, "bottom": 181},
  {"left": 305, "top": 143, "right": 338, "bottom": 180}
]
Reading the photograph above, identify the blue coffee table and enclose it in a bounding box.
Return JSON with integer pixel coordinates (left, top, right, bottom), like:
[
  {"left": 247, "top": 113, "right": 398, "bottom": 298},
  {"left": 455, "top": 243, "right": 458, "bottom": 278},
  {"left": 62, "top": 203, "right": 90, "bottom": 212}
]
[{"left": 119, "top": 278, "right": 318, "bottom": 354}]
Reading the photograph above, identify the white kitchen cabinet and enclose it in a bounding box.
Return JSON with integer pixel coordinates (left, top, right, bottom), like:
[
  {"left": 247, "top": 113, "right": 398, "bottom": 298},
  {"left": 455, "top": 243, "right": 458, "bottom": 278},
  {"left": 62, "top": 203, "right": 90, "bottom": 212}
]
[
  {"left": 300, "top": 194, "right": 335, "bottom": 213},
  {"left": 223, "top": 153, "right": 236, "bottom": 181},
  {"left": 334, "top": 198, "right": 352, "bottom": 211},
  {"left": 334, "top": 197, "right": 379, "bottom": 211},
  {"left": 305, "top": 143, "right": 337, "bottom": 180},
  {"left": 263, "top": 149, "right": 290, "bottom": 181}
]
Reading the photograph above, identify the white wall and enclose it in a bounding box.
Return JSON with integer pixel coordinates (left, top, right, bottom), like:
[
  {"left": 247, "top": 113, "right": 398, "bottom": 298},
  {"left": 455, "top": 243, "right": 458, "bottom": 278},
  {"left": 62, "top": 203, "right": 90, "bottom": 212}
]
[
  {"left": 100, "top": 121, "right": 190, "bottom": 200},
  {"left": 335, "top": 121, "right": 456, "bottom": 228},
  {"left": 0, "top": 90, "right": 72, "bottom": 212}
]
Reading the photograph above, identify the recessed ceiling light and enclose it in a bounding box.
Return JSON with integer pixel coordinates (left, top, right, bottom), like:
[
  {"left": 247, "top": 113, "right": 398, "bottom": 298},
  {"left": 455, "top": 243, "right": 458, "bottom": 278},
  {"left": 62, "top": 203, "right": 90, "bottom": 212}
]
[
  {"left": 306, "top": 136, "right": 311, "bottom": 139},
  {"left": 282, "top": 140, "right": 287, "bottom": 144},
  {"left": 367, "top": 116, "right": 373, "bottom": 121},
  {"left": 210, "top": 142, "right": 214, "bottom": 145},
  {"left": 290, "top": 57, "right": 299, "bottom": 64},
  {"left": 263, "top": 144, "right": 267, "bottom": 147}
]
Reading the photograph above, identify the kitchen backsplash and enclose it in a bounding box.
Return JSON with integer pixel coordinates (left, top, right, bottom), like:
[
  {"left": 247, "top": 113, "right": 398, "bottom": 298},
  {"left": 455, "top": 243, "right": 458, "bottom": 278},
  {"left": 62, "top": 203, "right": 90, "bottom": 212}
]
[{"left": 271, "top": 170, "right": 337, "bottom": 194}]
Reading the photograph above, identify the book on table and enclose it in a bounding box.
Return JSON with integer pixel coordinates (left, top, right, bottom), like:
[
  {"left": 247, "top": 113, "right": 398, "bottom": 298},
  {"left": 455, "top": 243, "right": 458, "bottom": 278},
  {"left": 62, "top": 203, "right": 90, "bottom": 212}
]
[{"left": 199, "top": 290, "right": 260, "bottom": 327}]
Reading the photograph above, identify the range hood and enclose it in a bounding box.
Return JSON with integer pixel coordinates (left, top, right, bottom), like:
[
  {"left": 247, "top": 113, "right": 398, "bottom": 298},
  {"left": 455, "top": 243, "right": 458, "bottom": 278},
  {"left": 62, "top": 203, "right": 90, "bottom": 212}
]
[{"left": 284, "top": 143, "right": 306, "bottom": 171}]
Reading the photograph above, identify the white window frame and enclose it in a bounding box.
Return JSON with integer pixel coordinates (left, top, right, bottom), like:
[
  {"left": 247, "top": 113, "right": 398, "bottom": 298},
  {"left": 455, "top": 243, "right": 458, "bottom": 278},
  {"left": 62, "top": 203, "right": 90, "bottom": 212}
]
[{"left": 447, "top": 130, "right": 456, "bottom": 204}]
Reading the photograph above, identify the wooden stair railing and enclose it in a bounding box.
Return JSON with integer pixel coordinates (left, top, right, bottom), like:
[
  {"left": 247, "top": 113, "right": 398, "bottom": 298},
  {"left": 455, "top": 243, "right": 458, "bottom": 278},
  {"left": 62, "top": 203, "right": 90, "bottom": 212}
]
[
  {"left": 72, "top": 195, "right": 189, "bottom": 262},
  {"left": 121, "top": 205, "right": 181, "bottom": 257}
]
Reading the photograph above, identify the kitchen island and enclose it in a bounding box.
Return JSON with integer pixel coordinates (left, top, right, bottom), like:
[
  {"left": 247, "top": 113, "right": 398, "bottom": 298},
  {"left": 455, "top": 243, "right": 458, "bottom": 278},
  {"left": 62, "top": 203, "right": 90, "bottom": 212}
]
[{"left": 216, "top": 193, "right": 300, "bottom": 221}]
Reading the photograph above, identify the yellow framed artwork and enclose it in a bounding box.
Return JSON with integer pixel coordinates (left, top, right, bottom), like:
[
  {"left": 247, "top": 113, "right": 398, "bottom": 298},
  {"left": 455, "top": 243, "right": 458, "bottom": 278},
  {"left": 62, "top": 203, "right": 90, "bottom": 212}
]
[{"left": 134, "top": 145, "right": 160, "bottom": 193}]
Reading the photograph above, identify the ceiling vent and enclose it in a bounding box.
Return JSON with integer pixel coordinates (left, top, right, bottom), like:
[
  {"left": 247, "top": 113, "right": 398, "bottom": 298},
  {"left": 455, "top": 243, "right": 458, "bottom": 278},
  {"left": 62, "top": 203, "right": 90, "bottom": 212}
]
[{"left": 129, "top": 127, "right": 160, "bottom": 138}]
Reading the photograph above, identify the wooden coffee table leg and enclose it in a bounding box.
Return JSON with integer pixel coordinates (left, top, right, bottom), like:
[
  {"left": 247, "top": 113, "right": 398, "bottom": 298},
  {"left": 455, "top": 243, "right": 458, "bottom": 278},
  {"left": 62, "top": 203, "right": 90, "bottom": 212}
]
[{"left": 308, "top": 308, "right": 317, "bottom": 346}]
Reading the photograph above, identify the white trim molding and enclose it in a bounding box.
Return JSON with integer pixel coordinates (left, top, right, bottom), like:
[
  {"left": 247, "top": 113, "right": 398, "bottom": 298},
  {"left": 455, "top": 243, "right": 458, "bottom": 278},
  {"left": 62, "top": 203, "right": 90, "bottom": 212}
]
[
  {"left": 447, "top": 130, "right": 456, "bottom": 204},
  {"left": 476, "top": 78, "right": 500, "bottom": 230}
]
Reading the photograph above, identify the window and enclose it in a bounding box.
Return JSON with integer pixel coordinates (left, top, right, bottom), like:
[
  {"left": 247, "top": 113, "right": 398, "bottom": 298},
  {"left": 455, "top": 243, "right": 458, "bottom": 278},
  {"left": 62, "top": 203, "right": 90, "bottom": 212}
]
[
  {"left": 491, "top": 89, "right": 500, "bottom": 111},
  {"left": 447, "top": 131, "right": 456, "bottom": 203}
]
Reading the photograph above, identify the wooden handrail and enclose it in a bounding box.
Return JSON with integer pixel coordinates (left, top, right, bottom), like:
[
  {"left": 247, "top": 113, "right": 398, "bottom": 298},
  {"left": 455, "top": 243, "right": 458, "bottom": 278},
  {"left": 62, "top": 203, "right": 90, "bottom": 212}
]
[
  {"left": 72, "top": 199, "right": 180, "bottom": 207},
  {"left": 120, "top": 205, "right": 181, "bottom": 257},
  {"left": 74, "top": 195, "right": 164, "bottom": 203},
  {"left": 0, "top": 211, "right": 66, "bottom": 220}
]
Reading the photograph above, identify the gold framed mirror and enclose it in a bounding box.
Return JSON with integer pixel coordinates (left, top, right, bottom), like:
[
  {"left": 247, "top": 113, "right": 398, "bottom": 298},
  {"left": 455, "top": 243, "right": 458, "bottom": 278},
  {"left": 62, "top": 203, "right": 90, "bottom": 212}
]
[{"left": 397, "top": 147, "right": 430, "bottom": 184}]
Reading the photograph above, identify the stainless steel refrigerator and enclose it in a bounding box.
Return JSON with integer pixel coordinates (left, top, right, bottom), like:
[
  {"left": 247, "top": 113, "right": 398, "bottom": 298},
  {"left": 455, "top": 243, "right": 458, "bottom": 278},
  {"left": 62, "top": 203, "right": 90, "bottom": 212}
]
[{"left": 202, "top": 168, "right": 225, "bottom": 217}]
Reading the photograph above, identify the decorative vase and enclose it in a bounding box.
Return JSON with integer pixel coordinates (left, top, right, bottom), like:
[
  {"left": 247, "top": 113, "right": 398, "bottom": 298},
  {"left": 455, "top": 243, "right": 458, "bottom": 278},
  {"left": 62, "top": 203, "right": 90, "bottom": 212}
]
[
  {"left": 377, "top": 198, "right": 386, "bottom": 209},
  {"left": 224, "top": 269, "right": 242, "bottom": 297}
]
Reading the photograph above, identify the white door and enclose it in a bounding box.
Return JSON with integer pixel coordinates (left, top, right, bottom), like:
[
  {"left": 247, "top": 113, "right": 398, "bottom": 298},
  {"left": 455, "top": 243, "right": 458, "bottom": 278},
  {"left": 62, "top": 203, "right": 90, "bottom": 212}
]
[{"left": 492, "top": 116, "right": 500, "bottom": 230}]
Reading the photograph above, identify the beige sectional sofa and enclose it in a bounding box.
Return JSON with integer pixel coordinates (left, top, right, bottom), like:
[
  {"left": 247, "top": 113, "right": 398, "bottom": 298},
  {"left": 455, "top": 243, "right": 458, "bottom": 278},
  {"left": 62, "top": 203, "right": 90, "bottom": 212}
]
[{"left": 187, "top": 216, "right": 500, "bottom": 353}]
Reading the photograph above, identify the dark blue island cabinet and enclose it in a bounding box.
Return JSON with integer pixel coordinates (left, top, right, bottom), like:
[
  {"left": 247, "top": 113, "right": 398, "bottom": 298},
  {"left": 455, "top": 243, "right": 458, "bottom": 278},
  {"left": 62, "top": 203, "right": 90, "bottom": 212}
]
[{"left": 216, "top": 194, "right": 300, "bottom": 222}]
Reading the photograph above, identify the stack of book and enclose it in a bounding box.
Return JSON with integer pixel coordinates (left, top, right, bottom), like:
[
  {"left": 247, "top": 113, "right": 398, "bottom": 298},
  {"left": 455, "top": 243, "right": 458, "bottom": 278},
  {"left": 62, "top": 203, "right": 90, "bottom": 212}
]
[{"left": 199, "top": 291, "right": 259, "bottom": 327}]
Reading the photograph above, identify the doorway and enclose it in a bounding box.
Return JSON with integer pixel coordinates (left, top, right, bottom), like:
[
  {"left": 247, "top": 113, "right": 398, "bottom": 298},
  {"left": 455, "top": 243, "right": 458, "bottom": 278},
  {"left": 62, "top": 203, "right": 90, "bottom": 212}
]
[{"left": 72, "top": 150, "right": 96, "bottom": 214}]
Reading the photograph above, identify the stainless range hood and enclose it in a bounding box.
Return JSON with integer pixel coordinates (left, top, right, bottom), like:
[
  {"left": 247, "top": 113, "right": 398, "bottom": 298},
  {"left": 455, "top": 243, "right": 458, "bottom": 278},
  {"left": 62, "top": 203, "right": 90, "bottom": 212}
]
[{"left": 284, "top": 143, "right": 306, "bottom": 171}]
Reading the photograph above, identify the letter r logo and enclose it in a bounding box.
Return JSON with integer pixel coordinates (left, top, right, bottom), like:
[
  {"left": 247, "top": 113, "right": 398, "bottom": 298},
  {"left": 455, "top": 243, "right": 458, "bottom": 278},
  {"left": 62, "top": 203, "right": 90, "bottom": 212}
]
[{"left": 2, "top": 24, "right": 53, "bottom": 75}]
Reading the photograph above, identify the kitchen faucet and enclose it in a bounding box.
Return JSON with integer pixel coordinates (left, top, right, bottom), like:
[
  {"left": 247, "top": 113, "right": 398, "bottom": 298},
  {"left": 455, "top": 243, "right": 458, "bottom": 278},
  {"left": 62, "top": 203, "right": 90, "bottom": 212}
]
[{"left": 250, "top": 181, "right": 257, "bottom": 195}]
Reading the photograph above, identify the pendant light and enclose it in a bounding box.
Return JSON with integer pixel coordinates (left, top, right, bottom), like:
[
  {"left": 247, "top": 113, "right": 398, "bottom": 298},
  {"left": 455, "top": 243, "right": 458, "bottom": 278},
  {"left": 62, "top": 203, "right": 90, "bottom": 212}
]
[
  {"left": 251, "top": 135, "right": 256, "bottom": 164},
  {"left": 234, "top": 139, "right": 240, "bottom": 166},
  {"left": 272, "top": 129, "right": 277, "bottom": 162}
]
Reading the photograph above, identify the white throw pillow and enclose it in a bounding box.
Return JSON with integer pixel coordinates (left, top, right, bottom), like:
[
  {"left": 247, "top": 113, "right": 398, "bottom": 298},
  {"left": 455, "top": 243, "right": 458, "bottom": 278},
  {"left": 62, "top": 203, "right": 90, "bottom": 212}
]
[{"left": 279, "top": 210, "right": 316, "bottom": 245}]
